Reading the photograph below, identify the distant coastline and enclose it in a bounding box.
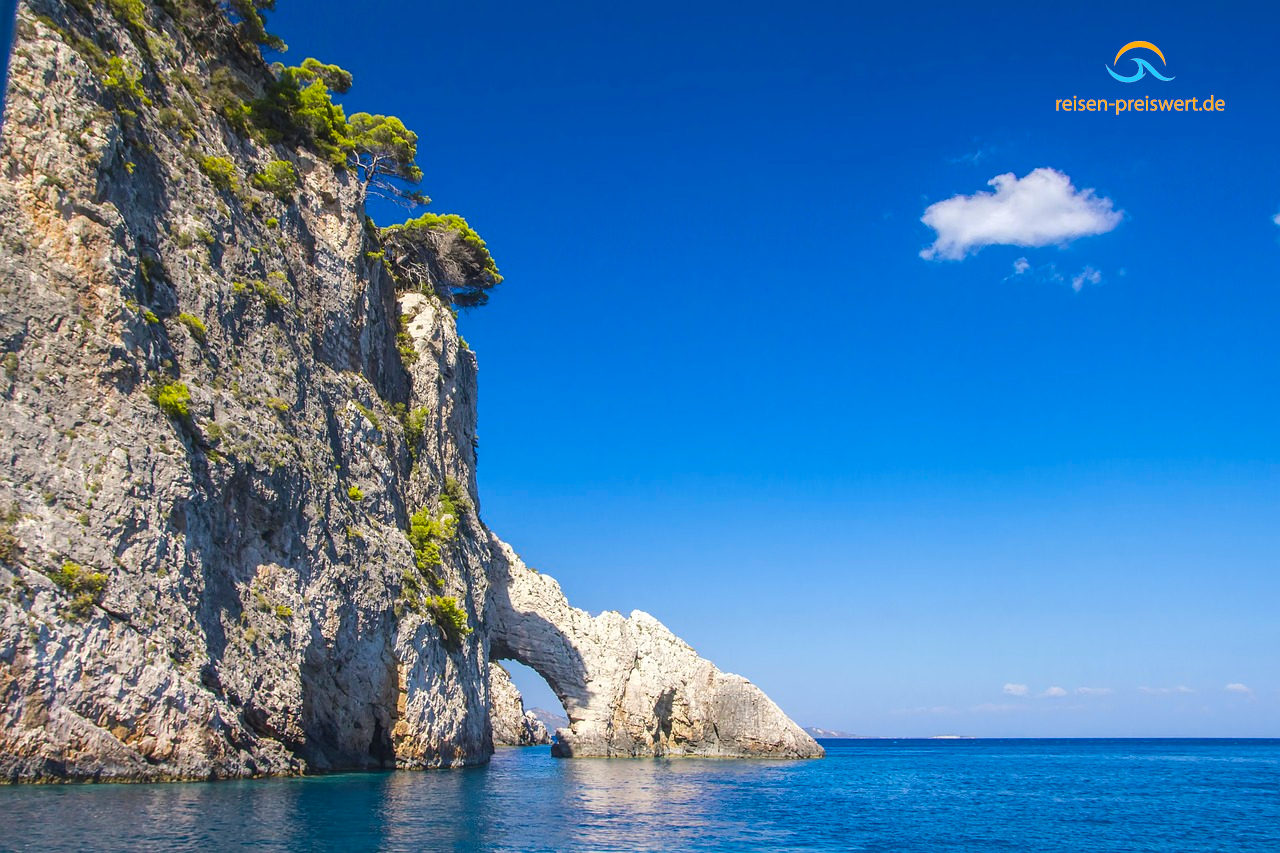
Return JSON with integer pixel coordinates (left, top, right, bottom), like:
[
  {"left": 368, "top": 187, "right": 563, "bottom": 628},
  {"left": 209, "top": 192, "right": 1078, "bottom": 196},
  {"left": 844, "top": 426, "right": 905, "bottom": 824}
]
[{"left": 806, "top": 728, "right": 975, "bottom": 740}]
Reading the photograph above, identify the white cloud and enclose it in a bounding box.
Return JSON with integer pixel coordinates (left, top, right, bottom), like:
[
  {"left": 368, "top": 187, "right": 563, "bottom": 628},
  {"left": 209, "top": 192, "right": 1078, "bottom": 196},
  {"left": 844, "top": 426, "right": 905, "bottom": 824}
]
[
  {"left": 1071, "top": 266, "right": 1103, "bottom": 292},
  {"left": 1007, "top": 259, "right": 1104, "bottom": 292},
  {"left": 920, "top": 168, "right": 1121, "bottom": 260},
  {"left": 1003, "top": 683, "right": 1029, "bottom": 696},
  {"left": 1040, "top": 686, "right": 1068, "bottom": 698},
  {"left": 1225, "top": 683, "right": 1254, "bottom": 697},
  {"left": 1139, "top": 686, "right": 1195, "bottom": 695},
  {"left": 1272, "top": 213, "right": 1280, "bottom": 226},
  {"left": 1076, "top": 687, "right": 1114, "bottom": 696}
]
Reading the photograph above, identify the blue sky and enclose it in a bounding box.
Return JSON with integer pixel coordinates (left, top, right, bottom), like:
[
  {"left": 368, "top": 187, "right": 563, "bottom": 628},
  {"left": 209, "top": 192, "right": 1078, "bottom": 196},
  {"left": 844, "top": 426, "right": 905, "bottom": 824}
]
[{"left": 267, "top": 1, "right": 1279, "bottom": 736}]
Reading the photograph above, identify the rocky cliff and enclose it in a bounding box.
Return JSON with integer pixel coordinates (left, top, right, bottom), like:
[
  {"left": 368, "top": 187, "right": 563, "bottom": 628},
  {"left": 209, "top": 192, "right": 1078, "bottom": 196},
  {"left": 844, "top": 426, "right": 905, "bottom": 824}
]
[
  {"left": 488, "top": 542, "right": 820, "bottom": 758},
  {"left": 0, "top": 0, "right": 821, "bottom": 781}
]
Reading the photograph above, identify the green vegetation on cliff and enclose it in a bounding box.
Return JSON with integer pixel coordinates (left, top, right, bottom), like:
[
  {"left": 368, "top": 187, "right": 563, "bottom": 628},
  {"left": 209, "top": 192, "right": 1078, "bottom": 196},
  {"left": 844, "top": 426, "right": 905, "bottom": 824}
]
[
  {"left": 380, "top": 214, "right": 503, "bottom": 308},
  {"left": 149, "top": 381, "right": 192, "bottom": 419},
  {"left": 198, "top": 155, "right": 237, "bottom": 191},
  {"left": 177, "top": 312, "right": 208, "bottom": 343},
  {"left": 56, "top": 0, "right": 502, "bottom": 308},
  {"left": 425, "top": 595, "right": 472, "bottom": 647},
  {"left": 408, "top": 503, "right": 454, "bottom": 577},
  {"left": 250, "top": 160, "right": 299, "bottom": 198},
  {"left": 50, "top": 560, "right": 109, "bottom": 618},
  {"left": 399, "top": 480, "right": 472, "bottom": 625}
]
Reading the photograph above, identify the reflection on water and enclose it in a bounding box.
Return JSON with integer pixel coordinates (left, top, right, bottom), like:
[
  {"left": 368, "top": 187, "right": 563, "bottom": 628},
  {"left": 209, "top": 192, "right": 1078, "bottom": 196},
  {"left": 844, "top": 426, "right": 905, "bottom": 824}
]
[{"left": 2, "top": 740, "right": 1279, "bottom": 851}]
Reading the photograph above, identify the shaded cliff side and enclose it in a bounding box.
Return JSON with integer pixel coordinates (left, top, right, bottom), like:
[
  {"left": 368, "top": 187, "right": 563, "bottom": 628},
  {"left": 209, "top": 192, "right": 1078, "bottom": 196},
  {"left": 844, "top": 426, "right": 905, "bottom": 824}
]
[{"left": 0, "top": 0, "right": 819, "bottom": 782}]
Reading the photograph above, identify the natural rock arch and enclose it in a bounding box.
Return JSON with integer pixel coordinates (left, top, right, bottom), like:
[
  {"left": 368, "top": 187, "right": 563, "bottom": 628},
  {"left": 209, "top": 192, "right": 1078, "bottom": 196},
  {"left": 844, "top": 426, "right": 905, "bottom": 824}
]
[{"left": 485, "top": 536, "right": 823, "bottom": 759}]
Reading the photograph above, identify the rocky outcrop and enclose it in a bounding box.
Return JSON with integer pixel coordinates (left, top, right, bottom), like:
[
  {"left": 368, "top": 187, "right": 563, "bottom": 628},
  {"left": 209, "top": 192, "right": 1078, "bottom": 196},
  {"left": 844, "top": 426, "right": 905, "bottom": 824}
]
[
  {"left": 0, "top": 0, "right": 818, "bottom": 781},
  {"left": 487, "top": 663, "right": 549, "bottom": 747},
  {"left": 488, "top": 543, "right": 823, "bottom": 758},
  {"left": 0, "top": 0, "right": 490, "bottom": 780}
]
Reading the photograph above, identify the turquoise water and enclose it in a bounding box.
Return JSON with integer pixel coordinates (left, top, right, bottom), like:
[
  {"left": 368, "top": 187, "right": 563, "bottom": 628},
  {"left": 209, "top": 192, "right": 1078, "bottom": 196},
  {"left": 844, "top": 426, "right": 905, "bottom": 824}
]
[{"left": 2, "top": 739, "right": 1278, "bottom": 851}]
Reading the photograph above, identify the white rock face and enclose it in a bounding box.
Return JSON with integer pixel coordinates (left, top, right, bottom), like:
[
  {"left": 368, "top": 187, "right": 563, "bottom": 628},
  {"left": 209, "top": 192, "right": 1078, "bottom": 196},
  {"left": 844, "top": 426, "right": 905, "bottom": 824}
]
[
  {"left": 487, "top": 542, "right": 824, "bottom": 759},
  {"left": 487, "top": 663, "right": 550, "bottom": 746},
  {"left": 0, "top": 0, "right": 819, "bottom": 779}
]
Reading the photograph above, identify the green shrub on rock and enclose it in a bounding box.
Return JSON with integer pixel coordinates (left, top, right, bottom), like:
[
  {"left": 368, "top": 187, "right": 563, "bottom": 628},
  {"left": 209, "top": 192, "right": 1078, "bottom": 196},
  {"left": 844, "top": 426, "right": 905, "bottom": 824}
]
[
  {"left": 396, "top": 315, "right": 417, "bottom": 365},
  {"left": 248, "top": 60, "right": 352, "bottom": 166},
  {"left": 425, "top": 595, "right": 472, "bottom": 646},
  {"left": 403, "top": 484, "right": 468, "bottom": 596},
  {"left": 149, "top": 381, "right": 191, "bottom": 419},
  {"left": 398, "top": 405, "right": 428, "bottom": 454},
  {"left": 207, "top": 67, "right": 252, "bottom": 134},
  {"left": 441, "top": 476, "right": 471, "bottom": 519},
  {"left": 105, "top": 0, "right": 146, "bottom": 31},
  {"left": 177, "top": 312, "right": 207, "bottom": 343},
  {"left": 103, "top": 57, "right": 149, "bottom": 106},
  {"left": 352, "top": 402, "right": 380, "bottom": 430},
  {"left": 408, "top": 506, "right": 447, "bottom": 575},
  {"left": 255, "top": 278, "right": 289, "bottom": 309},
  {"left": 251, "top": 160, "right": 299, "bottom": 199},
  {"left": 157, "top": 107, "right": 182, "bottom": 128},
  {"left": 50, "top": 560, "right": 108, "bottom": 618},
  {"left": 234, "top": 279, "right": 289, "bottom": 310},
  {"left": 198, "top": 155, "right": 237, "bottom": 191}
]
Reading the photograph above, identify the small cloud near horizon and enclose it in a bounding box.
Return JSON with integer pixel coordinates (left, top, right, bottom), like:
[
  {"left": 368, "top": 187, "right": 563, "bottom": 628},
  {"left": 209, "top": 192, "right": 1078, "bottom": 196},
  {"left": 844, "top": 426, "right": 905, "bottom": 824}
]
[
  {"left": 920, "top": 168, "right": 1121, "bottom": 260},
  {"left": 1071, "top": 266, "right": 1102, "bottom": 292},
  {"left": 1003, "top": 683, "right": 1029, "bottom": 696},
  {"left": 1139, "top": 686, "right": 1195, "bottom": 695},
  {"left": 1225, "top": 683, "right": 1255, "bottom": 698},
  {"left": 1009, "top": 257, "right": 1103, "bottom": 292},
  {"left": 1040, "top": 686, "right": 1068, "bottom": 698},
  {"left": 1076, "top": 687, "right": 1114, "bottom": 696}
]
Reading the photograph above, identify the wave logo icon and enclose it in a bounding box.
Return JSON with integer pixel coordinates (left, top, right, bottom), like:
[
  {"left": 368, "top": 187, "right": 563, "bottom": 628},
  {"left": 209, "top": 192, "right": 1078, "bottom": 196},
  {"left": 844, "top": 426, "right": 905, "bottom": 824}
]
[{"left": 1106, "top": 41, "right": 1174, "bottom": 82}]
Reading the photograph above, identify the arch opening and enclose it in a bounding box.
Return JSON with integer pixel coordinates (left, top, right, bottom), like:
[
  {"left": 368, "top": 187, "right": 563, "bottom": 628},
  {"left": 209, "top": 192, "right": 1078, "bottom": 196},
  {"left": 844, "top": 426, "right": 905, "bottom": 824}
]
[{"left": 494, "top": 658, "right": 568, "bottom": 744}]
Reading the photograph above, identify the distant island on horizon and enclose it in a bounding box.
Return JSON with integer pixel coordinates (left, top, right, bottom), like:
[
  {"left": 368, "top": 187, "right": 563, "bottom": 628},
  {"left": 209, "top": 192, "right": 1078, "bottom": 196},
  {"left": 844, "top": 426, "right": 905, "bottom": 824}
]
[
  {"left": 805, "top": 728, "right": 977, "bottom": 740},
  {"left": 804, "top": 727, "right": 867, "bottom": 739}
]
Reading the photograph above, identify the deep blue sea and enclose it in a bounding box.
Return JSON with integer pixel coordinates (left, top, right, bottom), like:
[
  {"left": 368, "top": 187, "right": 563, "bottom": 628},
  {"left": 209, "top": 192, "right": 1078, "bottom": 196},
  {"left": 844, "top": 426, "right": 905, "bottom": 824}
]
[{"left": 1, "top": 739, "right": 1278, "bottom": 851}]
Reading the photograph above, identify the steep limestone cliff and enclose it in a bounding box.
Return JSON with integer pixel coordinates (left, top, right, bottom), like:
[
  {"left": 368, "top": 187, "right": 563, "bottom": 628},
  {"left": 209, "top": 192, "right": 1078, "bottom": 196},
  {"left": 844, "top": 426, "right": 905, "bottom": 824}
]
[{"left": 0, "top": 0, "right": 820, "bottom": 781}]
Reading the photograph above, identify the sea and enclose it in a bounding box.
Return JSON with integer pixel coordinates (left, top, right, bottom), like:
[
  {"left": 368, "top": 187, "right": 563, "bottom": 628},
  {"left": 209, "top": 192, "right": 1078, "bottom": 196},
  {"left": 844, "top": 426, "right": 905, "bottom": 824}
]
[{"left": 1, "top": 739, "right": 1277, "bottom": 851}]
